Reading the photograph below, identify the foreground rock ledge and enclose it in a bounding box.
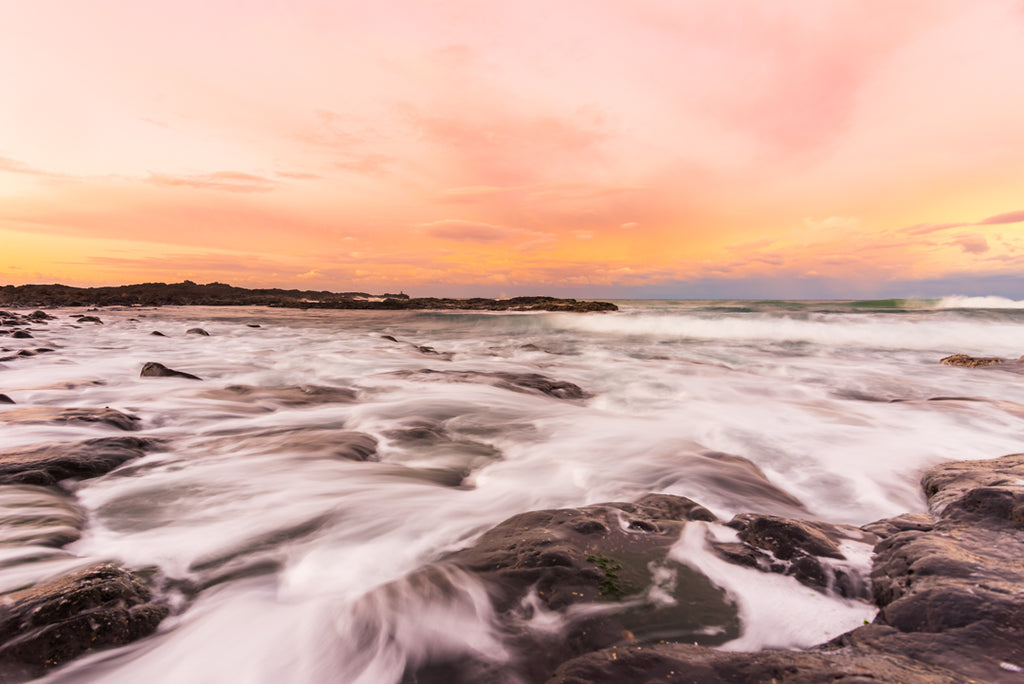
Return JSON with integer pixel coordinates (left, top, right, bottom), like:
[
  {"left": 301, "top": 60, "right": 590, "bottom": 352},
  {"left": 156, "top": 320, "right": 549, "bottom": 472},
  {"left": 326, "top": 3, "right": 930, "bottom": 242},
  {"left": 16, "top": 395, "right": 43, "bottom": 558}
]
[
  {"left": 548, "top": 452, "right": 1024, "bottom": 684},
  {"left": 0, "top": 563, "right": 167, "bottom": 680}
]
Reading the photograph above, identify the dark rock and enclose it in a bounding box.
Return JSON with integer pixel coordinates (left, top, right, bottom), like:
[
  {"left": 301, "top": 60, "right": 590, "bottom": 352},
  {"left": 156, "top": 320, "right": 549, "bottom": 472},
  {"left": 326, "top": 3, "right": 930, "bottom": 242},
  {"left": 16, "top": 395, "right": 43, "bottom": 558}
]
[
  {"left": 715, "top": 514, "right": 873, "bottom": 599},
  {"left": 404, "top": 495, "right": 738, "bottom": 682},
  {"left": 0, "top": 437, "right": 154, "bottom": 486},
  {"left": 202, "top": 384, "right": 357, "bottom": 407},
  {"left": 0, "top": 407, "right": 141, "bottom": 432},
  {"left": 390, "top": 369, "right": 589, "bottom": 400},
  {"left": 381, "top": 334, "right": 399, "bottom": 342},
  {"left": 150, "top": 331, "right": 167, "bottom": 337},
  {"left": 140, "top": 361, "right": 202, "bottom": 380},
  {"left": 186, "top": 327, "right": 210, "bottom": 336},
  {"left": 0, "top": 563, "right": 168, "bottom": 677},
  {"left": 11, "top": 331, "right": 32, "bottom": 339},
  {"left": 246, "top": 323, "right": 261, "bottom": 328},
  {"left": 545, "top": 641, "right": 965, "bottom": 684},
  {"left": 27, "top": 311, "right": 54, "bottom": 321},
  {"left": 0, "top": 394, "right": 13, "bottom": 404},
  {"left": 76, "top": 316, "right": 103, "bottom": 324},
  {"left": 550, "top": 453, "right": 1024, "bottom": 684}
]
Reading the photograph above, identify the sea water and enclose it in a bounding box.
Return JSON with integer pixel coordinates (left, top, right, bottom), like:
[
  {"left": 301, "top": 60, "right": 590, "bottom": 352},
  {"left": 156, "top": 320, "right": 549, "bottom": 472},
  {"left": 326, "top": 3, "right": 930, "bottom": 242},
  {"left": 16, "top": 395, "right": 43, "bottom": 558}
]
[{"left": 2, "top": 298, "right": 1023, "bottom": 682}]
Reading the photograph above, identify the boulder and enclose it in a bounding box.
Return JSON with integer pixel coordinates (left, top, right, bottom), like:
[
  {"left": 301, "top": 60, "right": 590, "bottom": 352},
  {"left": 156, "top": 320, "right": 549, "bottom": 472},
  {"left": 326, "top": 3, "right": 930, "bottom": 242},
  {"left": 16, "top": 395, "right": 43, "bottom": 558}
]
[
  {"left": 405, "top": 495, "right": 737, "bottom": 683},
  {"left": 186, "top": 327, "right": 210, "bottom": 336},
  {"left": 11, "top": 331, "right": 32, "bottom": 339},
  {"left": 76, "top": 316, "right": 103, "bottom": 324},
  {"left": 150, "top": 330, "right": 167, "bottom": 337},
  {"left": 0, "top": 394, "right": 14, "bottom": 404},
  {"left": 390, "top": 369, "right": 589, "bottom": 400},
  {"left": 0, "top": 437, "right": 154, "bottom": 487},
  {"left": 140, "top": 362, "right": 202, "bottom": 380},
  {"left": 0, "top": 407, "right": 141, "bottom": 432},
  {"left": 0, "top": 563, "right": 168, "bottom": 678}
]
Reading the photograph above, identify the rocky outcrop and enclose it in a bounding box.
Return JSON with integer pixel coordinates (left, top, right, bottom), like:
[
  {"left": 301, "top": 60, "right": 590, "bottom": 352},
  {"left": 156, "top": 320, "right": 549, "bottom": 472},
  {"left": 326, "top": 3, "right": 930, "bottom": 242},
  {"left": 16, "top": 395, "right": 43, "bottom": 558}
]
[
  {"left": 0, "top": 282, "right": 617, "bottom": 312},
  {"left": 0, "top": 437, "right": 155, "bottom": 487},
  {"left": 390, "top": 369, "right": 589, "bottom": 400},
  {"left": 405, "top": 495, "right": 738, "bottom": 683},
  {"left": 0, "top": 407, "right": 141, "bottom": 432},
  {"left": 0, "top": 563, "right": 168, "bottom": 679},
  {"left": 546, "top": 452, "right": 1024, "bottom": 683},
  {"left": 140, "top": 361, "right": 202, "bottom": 380}
]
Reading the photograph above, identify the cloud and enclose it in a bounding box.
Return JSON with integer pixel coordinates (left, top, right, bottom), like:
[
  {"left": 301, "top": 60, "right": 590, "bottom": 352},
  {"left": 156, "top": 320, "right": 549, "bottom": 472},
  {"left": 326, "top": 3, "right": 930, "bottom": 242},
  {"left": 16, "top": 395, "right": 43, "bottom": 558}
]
[
  {"left": 296, "top": 269, "right": 322, "bottom": 279},
  {"left": 978, "top": 210, "right": 1024, "bottom": 225},
  {"left": 620, "top": 222, "right": 639, "bottom": 230},
  {"left": 949, "top": 234, "right": 990, "bottom": 254},
  {"left": 418, "top": 219, "right": 517, "bottom": 243},
  {"left": 276, "top": 170, "right": 322, "bottom": 180},
  {"left": 145, "top": 171, "right": 277, "bottom": 193},
  {"left": 0, "top": 156, "right": 65, "bottom": 178}
]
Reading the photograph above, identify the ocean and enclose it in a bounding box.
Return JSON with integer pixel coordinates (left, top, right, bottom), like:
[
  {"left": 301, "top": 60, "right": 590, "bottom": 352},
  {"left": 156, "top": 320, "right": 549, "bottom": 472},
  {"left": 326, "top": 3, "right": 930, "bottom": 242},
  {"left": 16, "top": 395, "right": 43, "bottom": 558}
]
[{"left": 3, "top": 298, "right": 1024, "bottom": 682}]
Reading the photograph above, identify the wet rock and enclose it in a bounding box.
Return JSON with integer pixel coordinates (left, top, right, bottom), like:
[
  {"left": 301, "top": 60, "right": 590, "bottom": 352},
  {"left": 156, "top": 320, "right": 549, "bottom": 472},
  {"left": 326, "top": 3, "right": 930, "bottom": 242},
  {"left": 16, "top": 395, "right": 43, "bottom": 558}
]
[
  {"left": 246, "top": 323, "right": 261, "bottom": 328},
  {"left": 381, "top": 334, "right": 398, "bottom": 342},
  {"left": 714, "top": 514, "right": 873, "bottom": 599},
  {"left": 0, "top": 485, "right": 87, "bottom": 547},
  {"left": 545, "top": 641, "right": 964, "bottom": 684},
  {"left": 0, "top": 563, "right": 168, "bottom": 677},
  {"left": 150, "top": 330, "right": 167, "bottom": 337},
  {"left": 391, "top": 369, "right": 589, "bottom": 400},
  {"left": 0, "top": 394, "right": 14, "bottom": 404},
  {"left": 27, "top": 311, "right": 54, "bottom": 321},
  {"left": 939, "top": 353, "right": 1003, "bottom": 367},
  {"left": 202, "top": 384, "right": 357, "bottom": 407},
  {"left": 76, "top": 316, "right": 103, "bottom": 324},
  {"left": 406, "top": 495, "right": 738, "bottom": 682},
  {"left": 0, "top": 437, "right": 154, "bottom": 487},
  {"left": 186, "top": 327, "right": 210, "bottom": 336},
  {"left": 0, "top": 407, "right": 141, "bottom": 432},
  {"left": 11, "top": 331, "right": 32, "bottom": 339},
  {"left": 140, "top": 361, "right": 202, "bottom": 380},
  {"left": 550, "top": 453, "right": 1024, "bottom": 684}
]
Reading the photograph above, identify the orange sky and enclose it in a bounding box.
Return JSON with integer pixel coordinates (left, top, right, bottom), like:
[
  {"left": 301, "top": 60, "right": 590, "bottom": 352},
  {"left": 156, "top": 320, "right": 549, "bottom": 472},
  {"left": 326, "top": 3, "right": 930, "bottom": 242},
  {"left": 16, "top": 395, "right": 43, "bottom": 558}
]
[{"left": 3, "top": 0, "right": 1024, "bottom": 297}]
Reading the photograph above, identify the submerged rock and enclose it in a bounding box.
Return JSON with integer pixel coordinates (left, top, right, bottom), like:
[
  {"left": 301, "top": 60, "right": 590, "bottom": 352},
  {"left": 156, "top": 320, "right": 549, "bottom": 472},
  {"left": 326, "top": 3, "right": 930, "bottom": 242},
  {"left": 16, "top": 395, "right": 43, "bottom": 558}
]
[
  {"left": 76, "top": 316, "right": 103, "bottom": 324},
  {"left": 390, "top": 369, "right": 589, "bottom": 400},
  {"left": 186, "top": 327, "right": 210, "bottom": 336},
  {"left": 0, "top": 436, "right": 154, "bottom": 487},
  {"left": 0, "top": 394, "right": 14, "bottom": 404},
  {"left": 405, "top": 494, "right": 737, "bottom": 682},
  {"left": 0, "top": 407, "right": 141, "bottom": 432},
  {"left": 11, "top": 331, "right": 32, "bottom": 339},
  {"left": 203, "top": 384, "right": 358, "bottom": 407},
  {"left": 0, "top": 563, "right": 168, "bottom": 678},
  {"left": 0, "top": 485, "right": 87, "bottom": 547},
  {"left": 140, "top": 361, "right": 202, "bottom": 380}
]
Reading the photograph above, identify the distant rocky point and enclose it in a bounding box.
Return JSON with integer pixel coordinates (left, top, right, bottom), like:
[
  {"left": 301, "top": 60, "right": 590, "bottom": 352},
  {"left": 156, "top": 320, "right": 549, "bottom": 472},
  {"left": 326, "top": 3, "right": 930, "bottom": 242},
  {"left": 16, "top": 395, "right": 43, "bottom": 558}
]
[{"left": 0, "top": 281, "right": 617, "bottom": 312}]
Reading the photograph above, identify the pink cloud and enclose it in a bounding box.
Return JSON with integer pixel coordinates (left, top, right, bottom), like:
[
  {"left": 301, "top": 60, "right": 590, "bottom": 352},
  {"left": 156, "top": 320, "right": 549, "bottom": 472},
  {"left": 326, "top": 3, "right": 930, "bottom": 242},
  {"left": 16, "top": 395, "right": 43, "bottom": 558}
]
[{"left": 418, "top": 219, "right": 518, "bottom": 243}]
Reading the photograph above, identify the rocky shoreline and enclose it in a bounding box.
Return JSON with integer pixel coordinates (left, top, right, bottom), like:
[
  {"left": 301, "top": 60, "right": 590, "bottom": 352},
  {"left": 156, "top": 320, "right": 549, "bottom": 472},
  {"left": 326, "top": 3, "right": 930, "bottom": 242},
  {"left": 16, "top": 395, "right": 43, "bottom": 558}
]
[
  {"left": 0, "top": 282, "right": 617, "bottom": 312},
  {"left": 1, "top": 309, "right": 1022, "bottom": 682}
]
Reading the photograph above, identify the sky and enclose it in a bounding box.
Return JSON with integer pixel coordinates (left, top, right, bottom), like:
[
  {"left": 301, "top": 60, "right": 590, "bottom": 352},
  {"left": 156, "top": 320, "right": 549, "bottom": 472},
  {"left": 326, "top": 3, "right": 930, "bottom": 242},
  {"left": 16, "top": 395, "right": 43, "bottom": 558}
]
[{"left": 2, "top": 0, "right": 1024, "bottom": 298}]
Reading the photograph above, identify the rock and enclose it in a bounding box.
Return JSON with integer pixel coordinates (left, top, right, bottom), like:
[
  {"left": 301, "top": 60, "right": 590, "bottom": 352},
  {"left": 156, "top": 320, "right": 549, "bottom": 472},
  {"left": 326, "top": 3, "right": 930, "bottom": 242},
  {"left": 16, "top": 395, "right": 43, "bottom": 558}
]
[
  {"left": 381, "top": 334, "right": 399, "bottom": 342},
  {"left": 0, "top": 563, "right": 168, "bottom": 677},
  {"left": 11, "top": 331, "right": 32, "bottom": 339},
  {"left": 0, "top": 437, "right": 154, "bottom": 487},
  {"left": 0, "top": 485, "right": 87, "bottom": 547},
  {"left": 714, "top": 514, "right": 873, "bottom": 599},
  {"left": 186, "top": 327, "right": 210, "bottom": 336},
  {"left": 0, "top": 394, "right": 14, "bottom": 404},
  {"left": 27, "top": 311, "right": 54, "bottom": 321},
  {"left": 550, "top": 453, "right": 1024, "bottom": 684},
  {"left": 939, "top": 353, "right": 1003, "bottom": 367},
  {"left": 246, "top": 323, "right": 261, "bottom": 328},
  {"left": 76, "top": 316, "right": 103, "bottom": 324},
  {"left": 150, "top": 330, "right": 167, "bottom": 337},
  {"left": 404, "top": 495, "right": 739, "bottom": 682},
  {"left": 0, "top": 407, "right": 141, "bottom": 432},
  {"left": 140, "top": 361, "right": 202, "bottom": 380},
  {"left": 201, "top": 384, "right": 357, "bottom": 407},
  {"left": 390, "top": 369, "right": 589, "bottom": 400}
]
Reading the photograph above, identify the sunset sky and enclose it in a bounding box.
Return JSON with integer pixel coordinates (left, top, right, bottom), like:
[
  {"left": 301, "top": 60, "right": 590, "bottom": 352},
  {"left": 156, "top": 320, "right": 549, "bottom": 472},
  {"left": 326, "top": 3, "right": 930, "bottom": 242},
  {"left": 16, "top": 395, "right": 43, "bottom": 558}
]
[{"left": 3, "top": 0, "right": 1024, "bottom": 298}]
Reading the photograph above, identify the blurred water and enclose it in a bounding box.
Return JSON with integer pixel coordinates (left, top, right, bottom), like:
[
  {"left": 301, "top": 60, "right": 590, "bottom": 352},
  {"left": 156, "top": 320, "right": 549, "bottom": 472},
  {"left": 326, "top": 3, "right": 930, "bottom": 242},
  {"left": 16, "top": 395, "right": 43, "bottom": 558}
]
[{"left": 1, "top": 300, "right": 1022, "bottom": 682}]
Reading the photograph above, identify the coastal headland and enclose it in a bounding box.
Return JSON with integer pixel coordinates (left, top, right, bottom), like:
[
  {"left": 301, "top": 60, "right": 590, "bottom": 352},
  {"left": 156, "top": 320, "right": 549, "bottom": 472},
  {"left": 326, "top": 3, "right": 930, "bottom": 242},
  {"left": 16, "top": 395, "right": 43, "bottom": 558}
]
[{"left": 0, "top": 282, "right": 617, "bottom": 312}]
